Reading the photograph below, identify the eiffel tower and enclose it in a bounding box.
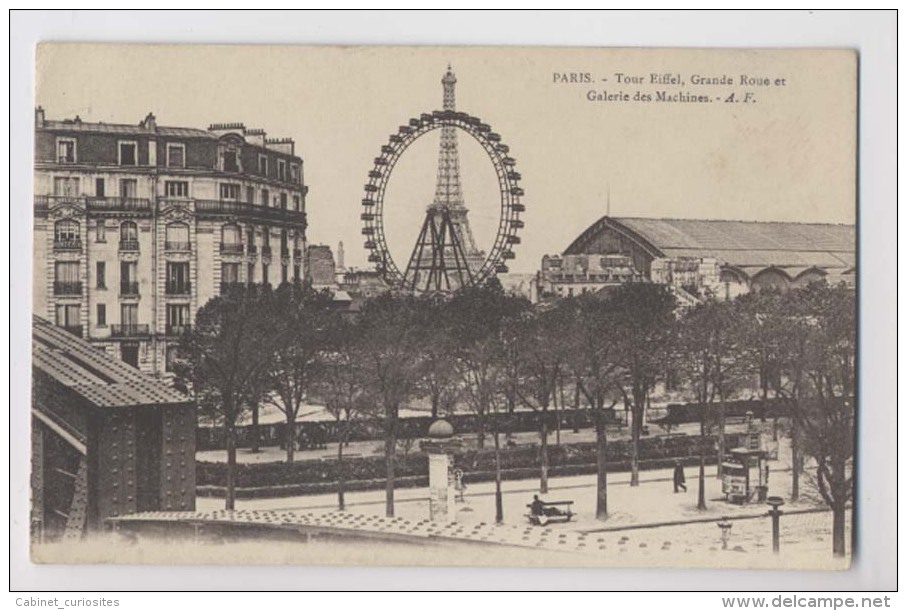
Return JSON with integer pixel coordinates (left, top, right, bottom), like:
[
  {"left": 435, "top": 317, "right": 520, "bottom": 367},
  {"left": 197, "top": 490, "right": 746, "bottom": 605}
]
[{"left": 404, "top": 65, "right": 486, "bottom": 293}]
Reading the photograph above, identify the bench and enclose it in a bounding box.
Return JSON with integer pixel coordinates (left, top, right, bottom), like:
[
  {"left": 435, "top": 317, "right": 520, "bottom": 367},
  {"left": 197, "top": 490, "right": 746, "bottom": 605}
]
[{"left": 526, "top": 500, "right": 575, "bottom": 526}]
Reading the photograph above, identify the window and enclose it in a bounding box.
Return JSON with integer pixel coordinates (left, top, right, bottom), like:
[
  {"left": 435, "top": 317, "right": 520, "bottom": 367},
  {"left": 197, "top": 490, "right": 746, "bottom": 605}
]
[
  {"left": 97, "top": 304, "right": 107, "bottom": 327},
  {"left": 166, "top": 303, "right": 190, "bottom": 333},
  {"left": 166, "top": 143, "right": 186, "bottom": 168},
  {"left": 55, "top": 304, "right": 81, "bottom": 330},
  {"left": 166, "top": 262, "right": 190, "bottom": 294},
  {"left": 246, "top": 186, "right": 255, "bottom": 204},
  {"left": 277, "top": 159, "right": 287, "bottom": 181},
  {"left": 220, "top": 183, "right": 240, "bottom": 200},
  {"left": 165, "top": 222, "right": 190, "bottom": 250},
  {"left": 120, "top": 221, "right": 139, "bottom": 251},
  {"left": 119, "top": 178, "right": 137, "bottom": 198},
  {"left": 56, "top": 138, "right": 76, "bottom": 163},
  {"left": 54, "top": 261, "right": 80, "bottom": 294},
  {"left": 293, "top": 264, "right": 300, "bottom": 282},
  {"left": 262, "top": 263, "right": 269, "bottom": 286},
  {"left": 120, "top": 303, "right": 139, "bottom": 326},
  {"left": 293, "top": 195, "right": 300, "bottom": 211},
  {"left": 121, "top": 343, "right": 139, "bottom": 368},
  {"left": 222, "top": 148, "right": 239, "bottom": 172},
  {"left": 54, "top": 219, "right": 80, "bottom": 243},
  {"left": 280, "top": 193, "right": 287, "bottom": 210},
  {"left": 221, "top": 224, "right": 241, "bottom": 245},
  {"left": 246, "top": 227, "right": 255, "bottom": 247},
  {"left": 261, "top": 188, "right": 270, "bottom": 207},
  {"left": 120, "top": 221, "right": 138, "bottom": 242},
  {"left": 221, "top": 262, "right": 240, "bottom": 285},
  {"left": 95, "top": 178, "right": 105, "bottom": 198},
  {"left": 258, "top": 154, "right": 268, "bottom": 176},
  {"left": 247, "top": 262, "right": 255, "bottom": 285},
  {"left": 118, "top": 141, "right": 137, "bottom": 166},
  {"left": 95, "top": 219, "right": 106, "bottom": 243},
  {"left": 165, "top": 181, "right": 189, "bottom": 198},
  {"left": 290, "top": 163, "right": 299, "bottom": 183},
  {"left": 53, "top": 177, "right": 79, "bottom": 196},
  {"left": 281, "top": 264, "right": 288, "bottom": 284},
  {"left": 120, "top": 261, "right": 139, "bottom": 295},
  {"left": 96, "top": 261, "right": 106, "bottom": 289}
]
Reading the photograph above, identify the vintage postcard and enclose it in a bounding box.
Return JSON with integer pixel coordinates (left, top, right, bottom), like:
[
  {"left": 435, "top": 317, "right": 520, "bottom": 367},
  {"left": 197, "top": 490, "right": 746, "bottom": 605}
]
[{"left": 30, "top": 44, "right": 856, "bottom": 569}]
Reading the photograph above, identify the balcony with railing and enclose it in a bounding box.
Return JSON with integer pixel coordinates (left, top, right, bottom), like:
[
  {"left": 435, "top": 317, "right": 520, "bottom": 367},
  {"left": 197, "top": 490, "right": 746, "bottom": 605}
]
[
  {"left": 220, "top": 242, "right": 244, "bottom": 255},
  {"left": 54, "top": 281, "right": 83, "bottom": 296},
  {"left": 164, "top": 241, "right": 191, "bottom": 252},
  {"left": 120, "top": 281, "right": 140, "bottom": 296},
  {"left": 166, "top": 324, "right": 192, "bottom": 337},
  {"left": 119, "top": 239, "right": 140, "bottom": 252},
  {"left": 165, "top": 281, "right": 192, "bottom": 296},
  {"left": 110, "top": 324, "right": 150, "bottom": 338},
  {"left": 195, "top": 199, "right": 307, "bottom": 229},
  {"left": 53, "top": 238, "right": 83, "bottom": 252},
  {"left": 87, "top": 197, "right": 153, "bottom": 214}
]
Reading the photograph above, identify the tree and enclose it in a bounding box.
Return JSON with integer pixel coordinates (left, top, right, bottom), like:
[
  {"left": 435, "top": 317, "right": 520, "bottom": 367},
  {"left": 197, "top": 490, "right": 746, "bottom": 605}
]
[
  {"left": 176, "top": 285, "right": 276, "bottom": 510},
  {"left": 778, "top": 284, "right": 855, "bottom": 556},
  {"left": 562, "top": 294, "right": 623, "bottom": 520},
  {"left": 315, "top": 316, "right": 373, "bottom": 511},
  {"left": 676, "top": 299, "right": 744, "bottom": 509},
  {"left": 356, "top": 292, "right": 426, "bottom": 517},
  {"left": 447, "top": 283, "right": 529, "bottom": 523},
  {"left": 265, "top": 283, "right": 334, "bottom": 464},
  {"left": 416, "top": 295, "right": 462, "bottom": 420},
  {"left": 610, "top": 283, "right": 677, "bottom": 487},
  {"left": 514, "top": 304, "right": 571, "bottom": 493}
]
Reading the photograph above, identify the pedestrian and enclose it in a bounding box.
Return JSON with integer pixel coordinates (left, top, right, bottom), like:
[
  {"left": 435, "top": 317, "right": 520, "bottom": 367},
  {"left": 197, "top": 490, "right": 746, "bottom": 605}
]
[{"left": 673, "top": 460, "right": 687, "bottom": 493}]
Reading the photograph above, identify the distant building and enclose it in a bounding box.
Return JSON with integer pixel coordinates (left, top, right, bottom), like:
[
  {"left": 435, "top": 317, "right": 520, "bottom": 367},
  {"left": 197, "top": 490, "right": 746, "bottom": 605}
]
[
  {"left": 536, "top": 216, "right": 855, "bottom": 304},
  {"left": 305, "top": 244, "right": 337, "bottom": 290},
  {"left": 339, "top": 268, "right": 391, "bottom": 301},
  {"left": 34, "top": 108, "right": 308, "bottom": 375}
]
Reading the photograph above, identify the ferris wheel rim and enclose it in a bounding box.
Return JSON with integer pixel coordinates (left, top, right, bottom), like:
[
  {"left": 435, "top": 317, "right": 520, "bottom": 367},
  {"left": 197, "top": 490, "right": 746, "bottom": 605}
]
[{"left": 361, "top": 110, "right": 525, "bottom": 290}]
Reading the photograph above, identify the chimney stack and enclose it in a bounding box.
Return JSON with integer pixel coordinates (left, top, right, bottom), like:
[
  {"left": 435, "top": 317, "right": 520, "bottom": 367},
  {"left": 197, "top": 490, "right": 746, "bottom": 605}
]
[{"left": 35, "top": 106, "right": 45, "bottom": 128}]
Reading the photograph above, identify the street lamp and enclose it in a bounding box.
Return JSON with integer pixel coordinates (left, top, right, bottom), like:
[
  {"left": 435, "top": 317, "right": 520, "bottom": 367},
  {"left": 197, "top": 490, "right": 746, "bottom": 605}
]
[
  {"left": 766, "top": 496, "right": 785, "bottom": 554},
  {"left": 717, "top": 517, "right": 733, "bottom": 550}
]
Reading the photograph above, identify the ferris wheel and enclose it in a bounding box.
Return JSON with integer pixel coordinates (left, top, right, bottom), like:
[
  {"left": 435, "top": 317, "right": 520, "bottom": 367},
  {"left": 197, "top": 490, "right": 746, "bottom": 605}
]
[{"left": 361, "top": 110, "right": 525, "bottom": 293}]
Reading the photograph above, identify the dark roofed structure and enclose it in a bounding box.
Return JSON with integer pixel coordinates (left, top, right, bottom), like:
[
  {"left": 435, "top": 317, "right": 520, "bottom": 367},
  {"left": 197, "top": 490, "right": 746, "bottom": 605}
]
[
  {"left": 31, "top": 316, "right": 196, "bottom": 543},
  {"left": 33, "top": 316, "right": 191, "bottom": 409}
]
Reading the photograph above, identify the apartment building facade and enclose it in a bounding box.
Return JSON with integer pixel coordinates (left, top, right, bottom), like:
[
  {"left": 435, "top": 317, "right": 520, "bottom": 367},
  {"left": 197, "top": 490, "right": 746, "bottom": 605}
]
[{"left": 33, "top": 108, "right": 308, "bottom": 376}]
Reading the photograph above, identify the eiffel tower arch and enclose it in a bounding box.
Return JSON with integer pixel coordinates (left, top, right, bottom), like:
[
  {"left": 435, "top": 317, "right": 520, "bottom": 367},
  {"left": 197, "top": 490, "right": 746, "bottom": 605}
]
[{"left": 361, "top": 67, "right": 526, "bottom": 294}]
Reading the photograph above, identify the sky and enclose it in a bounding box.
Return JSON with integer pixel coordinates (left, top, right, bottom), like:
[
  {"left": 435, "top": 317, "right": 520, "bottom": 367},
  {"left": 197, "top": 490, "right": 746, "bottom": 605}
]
[{"left": 35, "top": 44, "right": 856, "bottom": 273}]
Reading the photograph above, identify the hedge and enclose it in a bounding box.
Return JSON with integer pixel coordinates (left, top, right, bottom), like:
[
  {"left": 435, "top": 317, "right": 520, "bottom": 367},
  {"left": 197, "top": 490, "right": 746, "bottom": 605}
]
[
  {"left": 196, "top": 432, "right": 746, "bottom": 498},
  {"left": 196, "top": 408, "right": 621, "bottom": 452}
]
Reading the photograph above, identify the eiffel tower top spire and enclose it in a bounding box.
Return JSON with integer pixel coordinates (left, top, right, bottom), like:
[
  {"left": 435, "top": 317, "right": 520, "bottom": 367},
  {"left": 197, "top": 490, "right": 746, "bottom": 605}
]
[{"left": 432, "top": 65, "right": 464, "bottom": 211}]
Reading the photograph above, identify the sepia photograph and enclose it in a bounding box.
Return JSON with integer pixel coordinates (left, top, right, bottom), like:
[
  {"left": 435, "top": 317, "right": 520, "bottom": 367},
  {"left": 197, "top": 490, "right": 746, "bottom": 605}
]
[{"left": 10, "top": 9, "right": 897, "bottom": 595}]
